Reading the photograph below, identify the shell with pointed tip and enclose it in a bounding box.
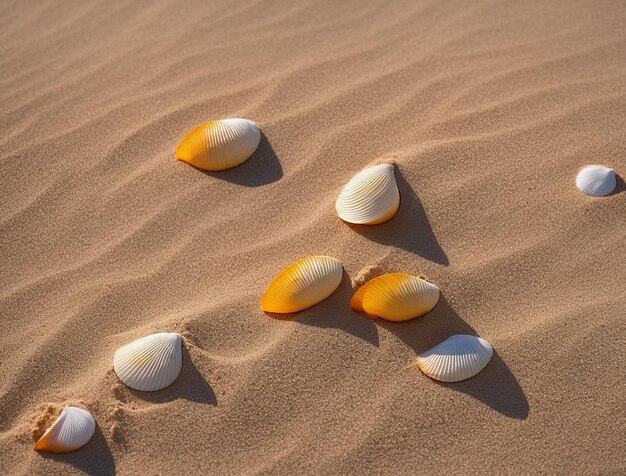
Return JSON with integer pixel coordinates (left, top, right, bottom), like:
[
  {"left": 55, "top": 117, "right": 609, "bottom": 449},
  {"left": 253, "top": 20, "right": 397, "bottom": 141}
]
[
  {"left": 416, "top": 334, "right": 493, "bottom": 383},
  {"left": 350, "top": 273, "right": 440, "bottom": 322},
  {"left": 176, "top": 118, "right": 261, "bottom": 171},
  {"left": 113, "top": 332, "right": 183, "bottom": 391},
  {"left": 34, "top": 407, "right": 95, "bottom": 453},
  {"left": 261, "top": 256, "right": 343, "bottom": 313},
  {"left": 576, "top": 165, "right": 617, "bottom": 196},
  {"left": 335, "top": 163, "right": 400, "bottom": 225}
]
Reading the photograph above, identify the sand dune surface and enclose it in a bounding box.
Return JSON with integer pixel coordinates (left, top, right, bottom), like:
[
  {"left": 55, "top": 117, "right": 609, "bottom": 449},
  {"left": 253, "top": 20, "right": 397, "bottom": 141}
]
[{"left": 1, "top": 0, "right": 625, "bottom": 474}]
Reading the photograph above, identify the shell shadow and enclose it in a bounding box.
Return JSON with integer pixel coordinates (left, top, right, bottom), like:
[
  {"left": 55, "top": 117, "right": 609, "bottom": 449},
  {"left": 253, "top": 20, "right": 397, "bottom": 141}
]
[
  {"left": 346, "top": 170, "right": 449, "bottom": 265},
  {"left": 376, "top": 295, "right": 529, "bottom": 419},
  {"left": 198, "top": 132, "right": 282, "bottom": 186},
  {"left": 611, "top": 172, "right": 625, "bottom": 195},
  {"left": 126, "top": 344, "right": 217, "bottom": 405},
  {"left": 265, "top": 276, "right": 380, "bottom": 347},
  {"left": 39, "top": 423, "right": 115, "bottom": 476}
]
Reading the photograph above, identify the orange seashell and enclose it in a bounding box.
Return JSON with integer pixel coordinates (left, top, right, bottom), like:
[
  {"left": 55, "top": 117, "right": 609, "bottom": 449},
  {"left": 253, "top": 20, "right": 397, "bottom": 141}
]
[
  {"left": 261, "top": 256, "right": 343, "bottom": 313},
  {"left": 350, "top": 273, "right": 439, "bottom": 322},
  {"left": 176, "top": 118, "right": 261, "bottom": 171}
]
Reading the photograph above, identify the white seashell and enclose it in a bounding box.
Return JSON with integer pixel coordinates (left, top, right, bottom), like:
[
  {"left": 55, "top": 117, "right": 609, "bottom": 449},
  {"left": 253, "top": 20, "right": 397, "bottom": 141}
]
[
  {"left": 34, "top": 406, "right": 96, "bottom": 453},
  {"left": 113, "top": 332, "right": 183, "bottom": 391},
  {"left": 176, "top": 118, "right": 261, "bottom": 171},
  {"left": 576, "top": 165, "right": 617, "bottom": 196},
  {"left": 336, "top": 163, "right": 400, "bottom": 225},
  {"left": 416, "top": 334, "right": 493, "bottom": 383}
]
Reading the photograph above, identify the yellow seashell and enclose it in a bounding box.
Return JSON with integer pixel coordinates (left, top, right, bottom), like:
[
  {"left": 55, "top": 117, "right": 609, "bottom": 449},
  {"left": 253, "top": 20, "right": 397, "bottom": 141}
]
[
  {"left": 350, "top": 273, "right": 440, "bottom": 322},
  {"left": 176, "top": 118, "right": 261, "bottom": 171},
  {"left": 261, "top": 256, "right": 343, "bottom": 313}
]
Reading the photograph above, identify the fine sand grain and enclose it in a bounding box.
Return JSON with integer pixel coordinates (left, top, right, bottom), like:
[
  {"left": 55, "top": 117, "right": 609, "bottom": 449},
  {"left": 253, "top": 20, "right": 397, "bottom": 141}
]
[{"left": 1, "top": 0, "right": 625, "bottom": 474}]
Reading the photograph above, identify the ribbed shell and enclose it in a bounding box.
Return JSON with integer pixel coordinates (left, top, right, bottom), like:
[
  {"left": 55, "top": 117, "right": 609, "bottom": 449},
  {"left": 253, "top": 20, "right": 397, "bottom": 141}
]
[
  {"left": 261, "top": 256, "right": 343, "bottom": 313},
  {"left": 335, "top": 163, "right": 400, "bottom": 225},
  {"left": 576, "top": 165, "right": 617, "bottom": 196},
  {"left": 176, "top": 118, "right": 261, "bottom": 171},
  {"left": 350, "top": 273, "right": 440, "bottom": 322},
  {"left": 416, "top": 335, "right": 493, "bottom": 383},
  {"left": 113, "top": 333, "right": 183, "bottom": 392},
  {"left": 34, "top": 407, "right": 96, "bottom": 453}
]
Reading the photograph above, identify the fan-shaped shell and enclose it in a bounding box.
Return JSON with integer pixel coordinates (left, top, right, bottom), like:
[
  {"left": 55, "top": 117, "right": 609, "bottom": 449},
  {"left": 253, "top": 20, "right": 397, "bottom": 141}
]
[
  {"left": 113, "top": 332, "right": 183, "bottom": 391},
  {"left": 576, "top": 165, "right": 617, "bottom": 196},
  {"left": 350, "top": 273, "right": 440, "bottom": 322},
  {"left": 176, "top": 118, "right": 261, "bottom": 171},
  {"left": 416, "top": 334, "right": 493, "bottom": 383},
  {"left": 261, "top": 256, "right": 343, "bottom": 313},
  {"left": 335, "top": 163, "right": 400, "bottom": 225},
  {"left": 34, "top": 406, "right": 95, "bottom": 453}
]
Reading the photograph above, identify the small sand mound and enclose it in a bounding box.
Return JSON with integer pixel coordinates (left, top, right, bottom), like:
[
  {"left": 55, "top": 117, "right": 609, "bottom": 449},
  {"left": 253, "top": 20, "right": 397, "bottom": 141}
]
[
  {"left": 31, "top": 404, "right": 62, "bottom": 442},
  {"left": 371, "top": 157, "right": 398, "bottom": 167},
  {"left": 351, "top": 265, "right": 383, "bottom": 288}
]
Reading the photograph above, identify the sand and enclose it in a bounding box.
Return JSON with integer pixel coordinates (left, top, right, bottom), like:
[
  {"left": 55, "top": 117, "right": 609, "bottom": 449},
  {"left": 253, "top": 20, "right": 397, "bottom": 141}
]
[{"left": 1, "top": 0, "right": 625, "bottom": 474}]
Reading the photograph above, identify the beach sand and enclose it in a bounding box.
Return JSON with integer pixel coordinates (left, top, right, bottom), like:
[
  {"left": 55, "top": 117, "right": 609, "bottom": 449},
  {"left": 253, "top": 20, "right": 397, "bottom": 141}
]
[{"left": 1, "top": 0, "right": 625, "bottom": 474}]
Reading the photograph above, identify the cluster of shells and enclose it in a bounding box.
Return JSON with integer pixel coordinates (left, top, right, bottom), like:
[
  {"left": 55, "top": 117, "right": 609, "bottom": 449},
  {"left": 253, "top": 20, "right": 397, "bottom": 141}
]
[
  {"left": 33, "top": 118, "right": 619, "bottom": 453},
  {"left": 261, "top": 259, "right": 493, "bottom": 383}
]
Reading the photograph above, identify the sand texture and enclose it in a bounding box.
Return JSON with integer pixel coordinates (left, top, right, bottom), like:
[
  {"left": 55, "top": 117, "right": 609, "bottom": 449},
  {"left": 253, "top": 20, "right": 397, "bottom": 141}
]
[{"left": 1, "top": 0, "right": 625, "bottom": 474}]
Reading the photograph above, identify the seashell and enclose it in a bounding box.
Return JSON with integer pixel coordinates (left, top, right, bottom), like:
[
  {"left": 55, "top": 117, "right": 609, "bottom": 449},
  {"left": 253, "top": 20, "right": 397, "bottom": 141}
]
[
  {"left": 261, "top": 256, "right": 343, "bottom": 313},
  {"left": 576, "top": 164, "right": 617, "bottom": 196},
  {"left": 34, "top": 406, "right": 96, "bottom": 453},
  {"left": 350, "top": 273, "right": 440, "bottom": 322},
  {"left": 176, "top": 118, "right": 261, "bottom": 171},
  {"left": 113, "top": 332, "right": 183, "bottom": 391},
  {"left": 335, "top": 163, "right": 400, "bottom": 225},
  {"left": 416, "top": 334, "right": 493, "bottom": 383}
]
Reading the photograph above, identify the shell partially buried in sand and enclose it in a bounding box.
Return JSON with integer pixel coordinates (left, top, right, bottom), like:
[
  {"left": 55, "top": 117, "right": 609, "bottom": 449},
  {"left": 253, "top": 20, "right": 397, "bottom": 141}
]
[
  {"left": 261, "top": 256, "right": 343, "bottom": 313},
  {"left": 176, "top": 118, "right": 261, "bottom": 171},
  {"left": 34, "top": 406, "right": 95, "bottom": 453},
  {"left": 350, "top": 273, "right": 440, "bottom": 322},
  {"left": 576, "top": 164, "right": 617, "bottom": 197},
  {"left": 416, "top": 334, "right": 493, "bottom": 383},
  {"left": 335, "top": 163, "right": 400, "bottom": 225},
  {"left": 113, "top": 332, "right": 183, "bottom": 392}
]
